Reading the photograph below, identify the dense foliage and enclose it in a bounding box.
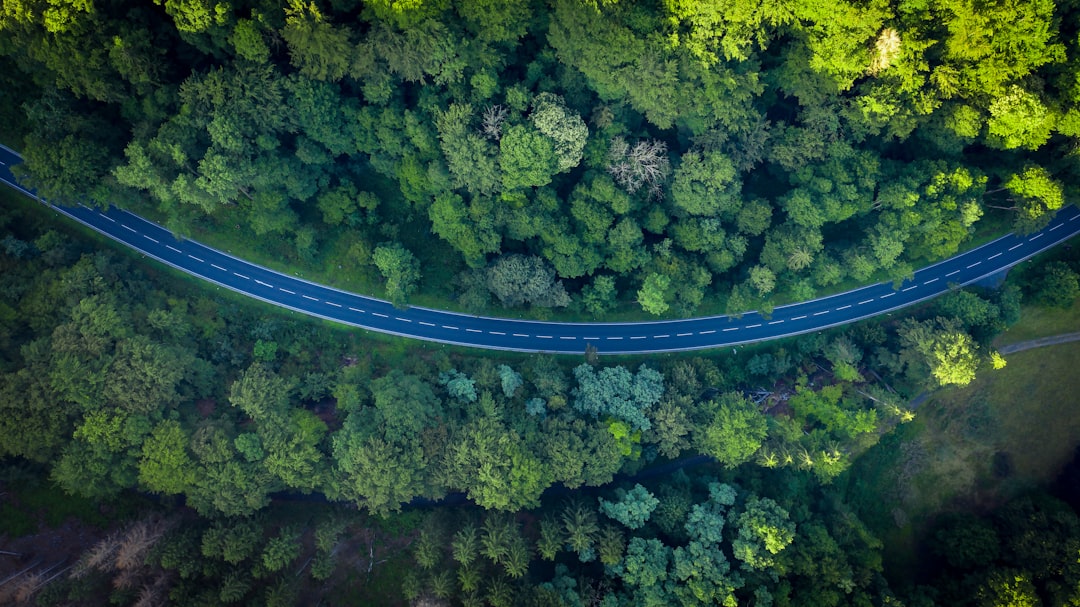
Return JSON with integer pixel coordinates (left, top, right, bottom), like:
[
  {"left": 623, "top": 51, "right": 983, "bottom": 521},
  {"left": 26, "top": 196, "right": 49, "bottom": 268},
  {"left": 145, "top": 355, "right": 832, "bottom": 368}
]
[{"left": 2, "top": 0, "right": 1078, "bottom": 316}]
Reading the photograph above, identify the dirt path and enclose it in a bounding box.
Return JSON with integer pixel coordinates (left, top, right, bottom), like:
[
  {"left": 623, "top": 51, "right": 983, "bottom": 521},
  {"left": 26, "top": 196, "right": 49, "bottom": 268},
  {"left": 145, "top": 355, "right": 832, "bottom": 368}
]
[{"left": 998, "top": 331, "right": 1080, "bottom": 354}]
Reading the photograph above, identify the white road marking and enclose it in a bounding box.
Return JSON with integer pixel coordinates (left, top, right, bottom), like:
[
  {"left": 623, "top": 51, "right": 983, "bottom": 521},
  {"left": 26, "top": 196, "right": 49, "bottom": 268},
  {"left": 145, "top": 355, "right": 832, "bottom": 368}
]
[
  {"left": 466, "top": 328, "right": 482, "bottom": 333},
  {"left": 792, "top": 314, "right": 808, "bottom": 319},
  {"left": 419, "top": 322, "right": 436, "bottom": 327},
  {"left": 326, "top": 302, "right": 342, "bottom": 308},
  {"left": 836, "top": 305, "right": 851, "bottom": 310},
  {"left": 946, "top": 270, "right": 961, "bottom": 277},
  {"left": 723, "top": 327, "right": 739, "bottom": 332},
  {"left": 1051, "top": 224, "right": 1062, "bottom": 231},
  {"left": 1009, "top": 244, "right": 1024, "bottom": 251},
  {"left": 302, "top": 295, "right": 319, "bottom": 301},
  {"left": 902, "top": 286, "right": 917, "bottom": 292},
  {"left": 699, "top": 330, "right": 716, "bottom": 335},
  {"left": 255, "top": 280, "right": 273, "bottom": 287},
  {"left": 211, "top": 264, "right": 226, "bottom": 271},
  {"left": 583, "top": 337, "right": 599, "bottom": 340},
  {"left": 1071, "top": 215, "right": 1079, "bottom": 222},
  {"left": 143, "top": 235, "right": 159, "bottom": 244},
  {"left": 630, "top": 336, "right": 647, "bottom": 340},
  {"left": 768, "top": 320, "right": 784, "bottom": 325},
  {"left": 99, "top": 213, "right": 115, "bottom": 222},
  {"left": 78, "top": 204, "right": 91, "bottom": 209},
  {"left": 813, "top": 310, "right": 830, "bottom": 316},
  {"left": 1030, "top": 233, "right": 1044, "bottom": 241},
  {"left": 233, "top": 273, "right": 249, "bottom": 280},
  {"left": 654, "top": 334, "right": 670, "bottom": 338},
  {"left": 560, "top": 336, "right": 576, "bottom": 340},
  {"left": 489, "top": 331, "right": 506, "bottom": 336},
  {"left": 122, "top": 224, "right": 137, "bottom": 233},
  {"left": 537, "top": 335, "right": 552, "bottom": 339},
  {"left": 166, "top": 245, "right": 182, "bottom": 253},
  {"left": 966, "top": 261, "right": 981, "bottom": 268},
  {"left": 350, "top": 307, "right": 366, "bottom": 313},
  {"left": 372, "top": 312, "right": 388, "bottom": 318},
  {"left": 395, "top": 317, "right": 410, "bottom": 322},
  {"left": 0, "top": 160, "right": 5, "bottom": 166},
  {"left": 923, "top": 278, "right": 938, "bottom": 285},
  {"left": 880, "top": 293, "right": 895, "bottom": 299},
  {"left": 677, "top": 332, "right": 693, "bottom": 337},
  {"left": 607, "top": 336, "right": 623, "bottom": 340},
  {"left": 188, "top": 255, "right": 204, "bottom": 262},
  {"left": 442, "top": 325, "right": 458, "bottom": 330},
  {"left": 514, "top": 333, "right": 530, "bottom": 337},
  {"left": 746, "top": 323, "right": 762, "bottom": 328},
  {"left": 988, "top": 253, "right": 1002, "bottom": 260},
  {"left": 858, "top": 300, "right": 873, "bottom": 305}
]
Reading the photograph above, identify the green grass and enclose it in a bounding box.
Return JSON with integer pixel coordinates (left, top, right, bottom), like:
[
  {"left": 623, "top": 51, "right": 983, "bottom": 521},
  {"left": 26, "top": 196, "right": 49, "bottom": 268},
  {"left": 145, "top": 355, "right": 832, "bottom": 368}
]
[
  {"left": 993, "top": 297, "right": 1080, "bottom": 346},
  {"left": 844, "top": 340, "right": 1080, "bottom": 582}
]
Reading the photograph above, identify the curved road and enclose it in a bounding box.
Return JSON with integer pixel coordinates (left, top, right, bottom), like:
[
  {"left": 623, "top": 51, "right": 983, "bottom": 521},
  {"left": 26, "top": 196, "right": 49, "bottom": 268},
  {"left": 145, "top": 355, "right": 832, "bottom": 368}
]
[{"left": 3, "top": 144, "right": 1079, "bottom": 355}]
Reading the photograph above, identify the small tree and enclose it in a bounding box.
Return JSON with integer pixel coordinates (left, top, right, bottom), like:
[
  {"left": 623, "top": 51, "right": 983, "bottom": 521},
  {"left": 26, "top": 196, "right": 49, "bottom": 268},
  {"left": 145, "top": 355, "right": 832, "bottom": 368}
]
[
  {"left": 373, "top": 242, "right": 421, "bottom": 307},
  {"left": 599, "top": 484, "right": 660, "bottom": 530}
]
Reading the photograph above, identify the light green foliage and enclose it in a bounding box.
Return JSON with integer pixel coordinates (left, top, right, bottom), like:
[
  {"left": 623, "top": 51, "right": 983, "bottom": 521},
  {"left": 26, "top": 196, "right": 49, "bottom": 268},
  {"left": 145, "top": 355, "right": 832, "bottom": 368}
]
[
  {"left": 898, "top": 317, "right": 981, "bottom": 387},
  {"left": 637, "top": 273, "right": 671, "bottom": 316},
  {"left": 261, "top": 527, "right": 300, "bottom": 573},
  {"left": 371, "top": 369, "right": 441, "bottom": 441},
  {"left": 332, "top": 433, "right": 428, "bottom": 515},
  {"left": 486, "top": 254, "right": 570, "bottom": 308},
  {"left": 670, "top": 150, "right": 741, "bottom": 216},
  {"left": 1030, "top": 261, "right": 1080, "bottom": 309},
  {"left": 694, "top": 393, "right": 768, "bottom": 468},
  {"left": 229, "top": 362, "right": 293, "bottom": 421},
  {"left": 499, "top": 123, "right": 559, "bottom": 190},
  {"left": 497, "top": 364, "right": 523, "bottom": 398},
  {"left": 581, "top": 274, "right": 618, "bottom": 317},
  {"left": 729, "top": 495, "right": 796, "bottom": 570},
  {"left": 446, "top": 417, "right": 547, "bottom": 511},
  {"left": 138, "top": 420, "right": 196, "bottom": 495},
  {"left": 599, "top": 484, "right": 659, "bottom": 530},
  {"left": 440, "top": 368, "right": 478, "bottom": 403},
  {"left": 372, "top": 242, "right": 421, "bottom": 307},
  {"left": 572, "top": 363, "right": 664, "bottom": 431},
  {"left": 1003, "top": 165, "right": 1065, "bottom": 233},
  {"left": 530, "top": 93, "right": 588, "bottom": 172},
  {"left": 986, "top": 86, "right": 1055, "bottom": 150},
  {"left": 282, "top": 0, "right": 352, "bottom": 82}
]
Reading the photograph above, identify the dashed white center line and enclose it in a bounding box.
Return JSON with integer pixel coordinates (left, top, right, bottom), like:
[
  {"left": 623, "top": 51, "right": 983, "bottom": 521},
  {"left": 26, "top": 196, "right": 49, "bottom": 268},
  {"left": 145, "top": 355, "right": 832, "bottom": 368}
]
[
  {"left": 514, "top": 333, "right": 529, "bottom": 337},
  {"left": 858, "top": 300, "right": 873, "bottom": 305},
  {"left": 466, "top": 328, "right": 482, "bottom": 333},
  {"left": 607, "top": 336, "right": 623, "bottom": 340},
  {"left": 768, "top": 320, "right": 784, "bottom": 325},
  {"left": 349, "top": 307, "right": 365, "bottom": 313},
  {"left": 188, "top": 255, "right": 204, "bottom": 262},
  {"left": 560, "top": 336, "right": 576, "bottom": 340},
  {"left": 143, "top": 235, "right": 159, "bottom": 243},
  {"left": 654, "top": 334, "right": 670, "bottom": 339},
  {"left": 813, "top": 310, "right": 830, "bottom": 315},
  {"left": 699, "top": 330, "right": 716, "bottom": 335},
  {"left": 924, "top": 278, "right": 938, "bottom": 285},
  {"left": 442, "top": 325, "right": 458, "bottom": 330},
  {"left": 902, "top": 286, "right": 917, "bottom": 292},
  {"left": 255, "top": 280, "right": 273, "bottom": 287},
  {"left": 1071, "top": 215, "right": 1079, "bottom": 222},
  {"left": 280, "top": 288, "right": 296, "bottom": 295},
  {"left": 1051, "top": 224, "right": 1062, "bottom": 231},
  {"left": 880, "top": 293, "right": 895, "bottom": 299},
  {"left": 837, "top": 305, "right": 852, "bottom": 310},
  {"left": 792, "top": 314, "right": 808, "bottom": 320},
  {"left": 746, "top": 323, "right": 762, "bottom": 328},
  {"left": 677, "top": 332, "right": 693, "bottom": 337},
  {"left": 723, "top": 327, "right": 739, "bottom": 332},
  {"left": 166, "top": 245, "right": 182, "bottom": 253},
  {"left": 121, "top": 224, "right": 137, "bottom": 233},
  {"left": 233, "top": 272, "right": 249, "bottom": 280},
  {"left": 946, "top": 270, "right": 961, "bottom": 277},
  {"left": 326, "top": 302, "right": 342, "bottom": 308},
  {"left": 419, "top": 322, "right": 436, "bottom": 327},
  {"left": 966, "top": 261, "right": 981, "bottom": 269},
  {"left": 99, "top": 213, "right": 115, "bottom": 222},
  {"left": 988, "top": 253, "right": 1003, "bottom": 260},
  {"left": 211, "top": 264, "right": 226, "bottom": 271},
  {"left": 489, "top": 331, "right": 505, "bottom": 336},
  {"left": 537, "top": 335, "right": 552, "bottom": 339},
  {"left": 302, "top": 295, "right": 319, "bottom": 301},
  {"left": 1030, "top": 234, "right": 1044, "bottom": 241},
  {"left": 630, "top": 336, "right": 647, "bottom": 340},
  {"left": 395, "top": 317, "right": 410, "bottom": 322},
  {"left": 1009, "top": 243, "right": 1024, "bottom": 251},
  {"left": 583, "top": 337, "right": 599, "bottom": 340},
  {"left": 372, "top": 313, "right": 388, "bottom": 318}
]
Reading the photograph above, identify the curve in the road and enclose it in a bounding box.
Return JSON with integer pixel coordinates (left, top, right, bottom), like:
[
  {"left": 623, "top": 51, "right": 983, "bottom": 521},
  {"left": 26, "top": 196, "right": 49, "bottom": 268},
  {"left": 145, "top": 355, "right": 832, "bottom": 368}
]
[{"left": 3, "top": 143, "right": 1079, "bottom": 355}]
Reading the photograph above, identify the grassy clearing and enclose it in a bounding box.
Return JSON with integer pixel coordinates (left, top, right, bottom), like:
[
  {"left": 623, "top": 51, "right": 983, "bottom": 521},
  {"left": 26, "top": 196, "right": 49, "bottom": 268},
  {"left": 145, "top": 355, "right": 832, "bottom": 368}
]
[
  {"left": 993, "top": 297, "right": 1080, "bottom": 345},
  {"left": 844, "top": 340, "right": 1080, "bottom": 582}
]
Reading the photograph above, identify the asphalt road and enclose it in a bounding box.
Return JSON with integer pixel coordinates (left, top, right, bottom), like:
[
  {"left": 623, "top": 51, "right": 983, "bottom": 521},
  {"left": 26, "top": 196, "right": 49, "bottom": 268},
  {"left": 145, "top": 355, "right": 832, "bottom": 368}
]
[{"left": 3, "top": 143, "right": 1079, "bottom": 355}]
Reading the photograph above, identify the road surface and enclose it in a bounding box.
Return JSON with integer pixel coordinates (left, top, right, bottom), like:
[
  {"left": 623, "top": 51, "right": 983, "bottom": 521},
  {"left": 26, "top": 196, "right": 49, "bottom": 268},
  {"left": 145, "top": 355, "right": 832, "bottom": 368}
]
[{"left": 2, "top": 143, "right": 1078, "bottom": 355}]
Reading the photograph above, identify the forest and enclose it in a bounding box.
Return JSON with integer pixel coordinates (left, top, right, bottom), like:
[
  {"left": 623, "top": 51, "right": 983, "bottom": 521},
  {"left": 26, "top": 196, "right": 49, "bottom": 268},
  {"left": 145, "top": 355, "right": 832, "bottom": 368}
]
[
  {"left": 2, "top": 0, "right": 1080, "bottom": 604},
  {"left": 1, "top": 0, "right": 1079, "bottom": 316}
]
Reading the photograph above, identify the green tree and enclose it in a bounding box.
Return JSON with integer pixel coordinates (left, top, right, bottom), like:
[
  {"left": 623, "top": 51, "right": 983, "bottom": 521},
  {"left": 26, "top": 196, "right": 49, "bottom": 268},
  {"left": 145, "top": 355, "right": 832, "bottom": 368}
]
[
  {"left": 637, "top": 273, "right": 671, "bottom": 316},
  {"left": 486, "top": 254, "right": 570, "bottom": 308},
  {"left": 499, "top": 123, "right": 559, "bottom": 190},
  {"left": 373, "top": 242, "right": 421, "bottom": 307},
  {"left": 572, "top": 363, "right": 664, "bottom": 432},
  {"left": 694, "top": 393, "right": 768, "bottom": 468},
  {"left": 599, "top": 484, "right": 660, "bottom": 530},
  {"left": 138, "top": 420, "right": 197, "bottom": 495}
]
